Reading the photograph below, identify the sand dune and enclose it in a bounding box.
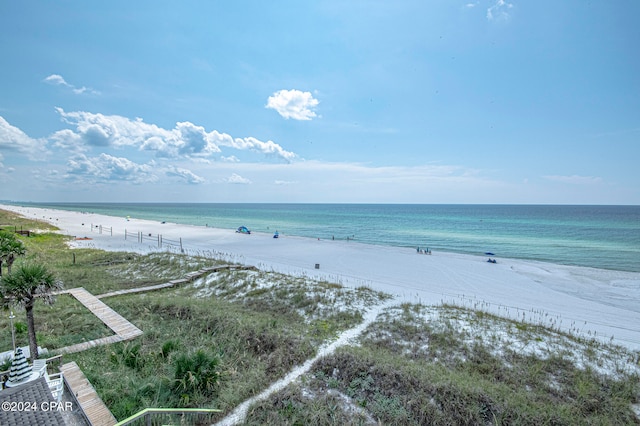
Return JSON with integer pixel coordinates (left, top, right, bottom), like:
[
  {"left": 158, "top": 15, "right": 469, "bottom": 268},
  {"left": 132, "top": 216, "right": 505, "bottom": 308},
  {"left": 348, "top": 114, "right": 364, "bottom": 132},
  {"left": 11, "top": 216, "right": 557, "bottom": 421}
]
[{"left": 4, "top": 204, "right": 640, "bottom": 351}]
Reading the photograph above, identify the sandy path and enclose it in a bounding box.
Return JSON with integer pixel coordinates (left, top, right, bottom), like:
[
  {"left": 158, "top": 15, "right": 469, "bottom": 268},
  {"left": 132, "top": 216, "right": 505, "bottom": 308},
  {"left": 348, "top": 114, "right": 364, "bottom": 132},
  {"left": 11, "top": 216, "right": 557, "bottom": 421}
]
[{"left": 214, "top": 299, "right": 396, "bottom": 426}]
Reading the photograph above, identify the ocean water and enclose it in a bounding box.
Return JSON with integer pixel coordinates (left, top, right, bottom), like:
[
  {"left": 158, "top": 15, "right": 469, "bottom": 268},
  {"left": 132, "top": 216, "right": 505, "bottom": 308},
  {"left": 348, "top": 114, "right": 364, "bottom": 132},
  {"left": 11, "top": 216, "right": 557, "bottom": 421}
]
[{"left": 16, "top": 203, "right": 640, "bottom": 273}]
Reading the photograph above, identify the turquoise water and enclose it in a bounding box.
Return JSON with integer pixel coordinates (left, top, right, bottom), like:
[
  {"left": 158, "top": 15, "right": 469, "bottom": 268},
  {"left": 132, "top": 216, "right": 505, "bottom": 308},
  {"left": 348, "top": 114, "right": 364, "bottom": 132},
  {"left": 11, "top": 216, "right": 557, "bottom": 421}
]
[{"left": 15, "top": 203, "right": 640, "bottom": 272}]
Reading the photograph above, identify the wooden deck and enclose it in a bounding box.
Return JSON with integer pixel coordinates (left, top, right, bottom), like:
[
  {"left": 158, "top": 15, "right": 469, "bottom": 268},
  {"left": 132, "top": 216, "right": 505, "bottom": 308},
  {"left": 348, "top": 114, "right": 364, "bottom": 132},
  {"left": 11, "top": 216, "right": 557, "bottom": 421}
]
[{"left": 61, "top": 361, "right": 117, "bottom": 426}]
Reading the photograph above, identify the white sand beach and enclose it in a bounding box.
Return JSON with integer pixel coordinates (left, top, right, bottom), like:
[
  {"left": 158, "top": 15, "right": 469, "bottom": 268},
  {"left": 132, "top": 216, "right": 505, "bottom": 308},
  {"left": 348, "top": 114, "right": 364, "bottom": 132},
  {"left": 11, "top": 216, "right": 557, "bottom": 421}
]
[{"left": 4, "top": 204, "right": 640, "bottom": 351}]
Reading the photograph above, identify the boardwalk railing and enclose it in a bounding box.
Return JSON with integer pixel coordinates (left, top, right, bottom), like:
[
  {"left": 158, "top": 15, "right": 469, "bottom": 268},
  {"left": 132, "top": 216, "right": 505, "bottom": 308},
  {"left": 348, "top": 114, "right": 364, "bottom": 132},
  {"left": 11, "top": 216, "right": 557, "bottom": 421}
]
[{"left": 115, "top": 408, "right": 222, "bottom": 426}]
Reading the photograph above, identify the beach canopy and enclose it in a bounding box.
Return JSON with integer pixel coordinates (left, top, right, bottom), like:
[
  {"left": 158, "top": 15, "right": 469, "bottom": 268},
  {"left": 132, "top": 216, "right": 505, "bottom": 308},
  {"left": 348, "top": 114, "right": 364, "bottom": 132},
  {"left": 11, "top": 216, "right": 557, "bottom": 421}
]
[
  {"left": 236, "top": 226, "right": 251, "bottom": 234},
  {"left": 7, "top": 348, "right": 33, "bottom": 385}
]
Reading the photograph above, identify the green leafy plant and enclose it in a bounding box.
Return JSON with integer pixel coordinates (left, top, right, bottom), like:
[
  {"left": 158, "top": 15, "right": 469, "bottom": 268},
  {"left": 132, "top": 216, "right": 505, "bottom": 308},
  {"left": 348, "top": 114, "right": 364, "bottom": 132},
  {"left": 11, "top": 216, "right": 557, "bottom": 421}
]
[
  {"left": 14, "top": 321, "right": 27, "bottom": 334},
  {"left": 173, "top": 349, "right": 222, "bottom": 397}
]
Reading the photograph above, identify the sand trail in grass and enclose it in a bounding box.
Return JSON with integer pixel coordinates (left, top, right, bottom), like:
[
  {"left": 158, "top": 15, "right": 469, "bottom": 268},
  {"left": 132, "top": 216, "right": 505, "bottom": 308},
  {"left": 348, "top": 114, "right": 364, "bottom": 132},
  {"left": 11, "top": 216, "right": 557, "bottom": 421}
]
[{"left": 214, "top": 299, "right": 396, "bottom": 426}]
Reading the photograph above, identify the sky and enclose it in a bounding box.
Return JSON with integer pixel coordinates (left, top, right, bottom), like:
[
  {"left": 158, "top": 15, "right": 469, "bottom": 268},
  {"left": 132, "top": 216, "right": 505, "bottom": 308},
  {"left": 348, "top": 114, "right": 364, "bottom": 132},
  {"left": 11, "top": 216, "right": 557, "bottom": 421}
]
[{"left": 0, "top": 1, "right": 639, "bottom": 204}]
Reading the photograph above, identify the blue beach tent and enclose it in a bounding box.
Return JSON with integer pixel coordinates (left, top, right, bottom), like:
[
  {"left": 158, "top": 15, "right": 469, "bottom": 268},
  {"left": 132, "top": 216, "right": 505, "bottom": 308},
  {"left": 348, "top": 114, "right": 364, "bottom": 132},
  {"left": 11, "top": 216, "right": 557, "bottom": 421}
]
[{"left": 236, "top": 226, "right": 251, "bottom": 234}]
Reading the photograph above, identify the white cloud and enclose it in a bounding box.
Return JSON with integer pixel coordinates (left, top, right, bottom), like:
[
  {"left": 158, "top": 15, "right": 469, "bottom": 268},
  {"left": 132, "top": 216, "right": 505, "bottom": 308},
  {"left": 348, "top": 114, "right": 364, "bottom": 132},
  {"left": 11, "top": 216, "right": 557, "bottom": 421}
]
[
  {"left": 0, "top": 116, "right": 49, "bottom": 159},
  {"left": 55, "top": 108, "right": 296, "bottom": 162},
  {"left": 43, "top": 74, "right": 67, "bottom": 85},
  {"left": 43, "top": 74, "right": 100, "bottom": 95},
  {"left": 218, "top": 136, "right": 297, "bottom": 162},
  {"left": 50, "top": 129, "right": 86, "bottom": 153},
  {"left": 65, "top": 153, "right": 155, "bottom": 184},
  {"left": 226, "top": 173, "right": 251, "bottom": 184},
  {"left": 165, "top": 166, "right": 205, "bottom": 184},
  {"left": 487, "top": 0, "right": 513, "bottom": 21},
  {"left": 57, "top": 108, "right": 175, "bottom": 151},
  {"left": 266, "top": 89, "right": 319, "bottom": 120},
  {"left": 543, "top": 175, "right": 603, "bottom": 185},
  {"left": 175, "top": 121, "right": 222, "bottom": 156}
]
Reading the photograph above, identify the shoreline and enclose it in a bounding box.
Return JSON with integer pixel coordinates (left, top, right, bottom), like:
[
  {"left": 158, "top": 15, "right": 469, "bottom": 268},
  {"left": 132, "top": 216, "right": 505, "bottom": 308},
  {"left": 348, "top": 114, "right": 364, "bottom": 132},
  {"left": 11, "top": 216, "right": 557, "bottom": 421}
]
[
  {"left": 9, "top": 202, "right": 639, "bottom": 274},
  {"left": 2, "top": 203, "right": 640, "bottom": 351}
]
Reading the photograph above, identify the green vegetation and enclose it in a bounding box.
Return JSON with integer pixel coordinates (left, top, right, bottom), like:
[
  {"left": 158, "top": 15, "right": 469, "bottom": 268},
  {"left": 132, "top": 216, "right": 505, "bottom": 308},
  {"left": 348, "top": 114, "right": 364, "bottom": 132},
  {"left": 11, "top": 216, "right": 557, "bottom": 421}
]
[
  {"left": 246, "top": 304, "right": 640, "bottom": 425},
  {"left": 0, "top": 209, "right": 387, "bottom": 421},
  {"left": 0, "top": 208, "right": 638, "bottom": 424},
  {"left": 1, "top": 262, "right": 64, "bottom": 359},
  {"left": 0, "top": 230, "right": 27, "bottom": 276}
]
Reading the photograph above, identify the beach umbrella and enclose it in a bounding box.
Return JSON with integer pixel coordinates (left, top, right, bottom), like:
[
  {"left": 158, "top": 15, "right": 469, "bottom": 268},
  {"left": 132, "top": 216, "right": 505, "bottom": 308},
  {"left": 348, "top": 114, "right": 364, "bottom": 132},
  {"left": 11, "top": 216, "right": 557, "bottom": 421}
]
[{"left": 7, "top": 348, "right": 33, "bottom": 385}]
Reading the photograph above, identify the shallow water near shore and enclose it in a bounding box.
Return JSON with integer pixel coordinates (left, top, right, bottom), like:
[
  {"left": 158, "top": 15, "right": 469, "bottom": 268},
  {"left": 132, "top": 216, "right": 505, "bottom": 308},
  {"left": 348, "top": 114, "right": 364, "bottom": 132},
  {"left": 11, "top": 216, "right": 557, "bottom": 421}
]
[{"left": 12, "top": 202, "right": 640, "bottom": 273}]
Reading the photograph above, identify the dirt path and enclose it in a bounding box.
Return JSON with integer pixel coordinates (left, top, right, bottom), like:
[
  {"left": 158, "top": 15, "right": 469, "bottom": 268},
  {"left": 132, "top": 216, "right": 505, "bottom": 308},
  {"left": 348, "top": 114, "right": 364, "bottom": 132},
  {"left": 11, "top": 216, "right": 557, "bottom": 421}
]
[{"left": 214, "top": 299, "right": 396, "bottom": 426}]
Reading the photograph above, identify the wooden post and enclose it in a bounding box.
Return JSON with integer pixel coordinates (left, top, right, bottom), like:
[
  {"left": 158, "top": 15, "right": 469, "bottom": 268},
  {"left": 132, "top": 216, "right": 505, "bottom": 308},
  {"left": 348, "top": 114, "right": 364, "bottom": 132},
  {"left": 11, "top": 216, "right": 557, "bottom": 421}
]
[
  {"left": 180, "top": 238, "right": 183, "bottom": 253},
  {"left": 72, "top": 253, "right": 76, "bottom": 264}
]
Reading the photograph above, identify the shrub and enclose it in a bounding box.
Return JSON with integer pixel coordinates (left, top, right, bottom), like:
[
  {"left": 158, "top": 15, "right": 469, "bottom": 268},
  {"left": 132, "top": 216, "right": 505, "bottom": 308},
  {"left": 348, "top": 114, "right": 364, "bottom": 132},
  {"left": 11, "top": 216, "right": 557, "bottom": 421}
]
[
  {"left": 14, "top": 321, "right": 27, "bottom": 334},
  {"left": 173, "top": 349, "right": 222, "bottom": 397},
  {"left": 110, "top": 343, "right": 144, "bottom": 370}
]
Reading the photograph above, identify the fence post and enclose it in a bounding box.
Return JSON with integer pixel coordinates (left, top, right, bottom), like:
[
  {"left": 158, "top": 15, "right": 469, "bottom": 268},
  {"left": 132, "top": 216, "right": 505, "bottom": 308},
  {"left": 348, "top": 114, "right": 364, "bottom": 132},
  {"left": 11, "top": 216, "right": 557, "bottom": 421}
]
[
  {"left": 158, "top": 234, "right": 161, "bottom": 248},
  {"left": 180, "top": 238, "right": 183, "bottom": 253}
]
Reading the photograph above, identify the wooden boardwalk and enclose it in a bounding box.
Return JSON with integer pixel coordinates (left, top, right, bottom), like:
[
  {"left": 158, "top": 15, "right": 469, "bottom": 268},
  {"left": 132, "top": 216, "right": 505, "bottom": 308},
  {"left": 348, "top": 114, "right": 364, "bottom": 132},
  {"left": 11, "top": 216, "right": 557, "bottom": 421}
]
[
  {"left": 57, "top": 265, "right": 256, "bottom": 353},
  {"left": 49, "top": 266, "right": 260, "bottom": 423},
  {"left": 96, "top": 279, "right": 186, "bottom": 299},
  {"left": 68, "top": 287, "right": 142, "bottom": 340},
  {"left": 97, "top": 264, "right": 258, "bottom": 299},
  {"left": 61, "top": 361, "right": 118, "bottom": 426},
  {"left": 57, "top": 287, "right": 143, "bottom": 354}
]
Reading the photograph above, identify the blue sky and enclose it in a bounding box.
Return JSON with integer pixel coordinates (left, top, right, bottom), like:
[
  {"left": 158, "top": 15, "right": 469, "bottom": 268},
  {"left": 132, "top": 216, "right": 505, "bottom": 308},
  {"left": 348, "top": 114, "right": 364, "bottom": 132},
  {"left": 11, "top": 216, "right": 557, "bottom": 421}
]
[{"left": 1, "top": 1, "right": 638, "bottom": 204}]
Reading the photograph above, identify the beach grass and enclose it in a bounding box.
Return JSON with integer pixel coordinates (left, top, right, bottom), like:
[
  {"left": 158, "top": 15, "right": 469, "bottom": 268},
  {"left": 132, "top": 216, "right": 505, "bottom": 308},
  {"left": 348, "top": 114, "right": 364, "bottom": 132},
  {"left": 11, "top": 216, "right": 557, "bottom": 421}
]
[
  {"left": 246, "top": 304, "right": 640, "bottom": 425},
  {"left": 1, "top": 208, "right": 639, "bottom": 424},
  {"left": 0, "top": 209, "right": 58, "bottom": 233}
]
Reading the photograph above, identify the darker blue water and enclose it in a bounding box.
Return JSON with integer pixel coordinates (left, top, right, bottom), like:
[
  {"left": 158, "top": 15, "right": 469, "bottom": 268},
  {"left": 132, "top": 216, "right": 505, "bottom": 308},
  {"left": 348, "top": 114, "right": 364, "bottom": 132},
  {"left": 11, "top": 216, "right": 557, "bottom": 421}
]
[{"left": 12, "top": 203, "right": 640, "bottom": 272}]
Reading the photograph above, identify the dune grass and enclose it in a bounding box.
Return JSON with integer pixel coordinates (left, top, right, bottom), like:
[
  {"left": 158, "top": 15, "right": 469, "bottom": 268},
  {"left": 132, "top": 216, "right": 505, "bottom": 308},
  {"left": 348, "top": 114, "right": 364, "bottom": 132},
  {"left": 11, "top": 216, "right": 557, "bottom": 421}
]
[{"left": 246, "top": 304, "right": 640, "bottom": 425}]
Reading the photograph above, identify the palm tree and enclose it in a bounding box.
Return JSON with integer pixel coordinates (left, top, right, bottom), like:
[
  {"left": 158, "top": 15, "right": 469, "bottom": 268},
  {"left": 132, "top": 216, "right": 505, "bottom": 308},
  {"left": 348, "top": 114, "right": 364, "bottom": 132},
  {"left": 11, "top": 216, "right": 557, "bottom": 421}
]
[
  {"left": 0, "top": 231, "right": 26, "bottom": 276},
  {"left": 0, "top": 263, "right": 63, "bottom": 360}
]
